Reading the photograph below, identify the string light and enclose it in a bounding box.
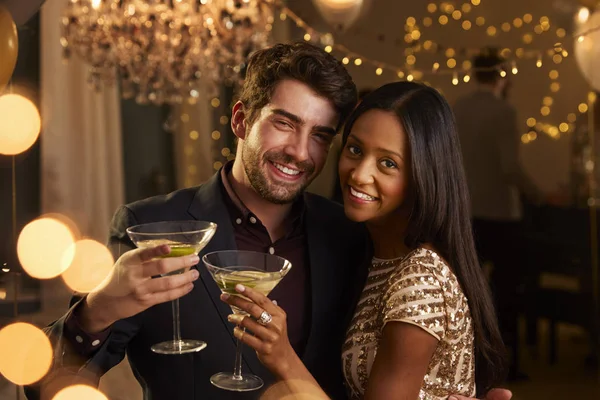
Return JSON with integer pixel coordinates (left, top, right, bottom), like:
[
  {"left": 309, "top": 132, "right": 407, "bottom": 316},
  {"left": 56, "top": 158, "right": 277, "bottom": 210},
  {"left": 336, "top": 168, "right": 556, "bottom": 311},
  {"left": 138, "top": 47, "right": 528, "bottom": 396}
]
[
  {"left": 511, "top": 61, "right": 518, "bottom": 74},
  {"left": 270, "top": 1, "right": 600, "bottom": 147},
  {"left": 559, "top": 123, "right": 569, "bottom": 133},
  {"left": 513, "top": 17, "right": 523, "bottom": 28},
  {"left": 452, "top": 72, "right": 459, "bottom": 85}
]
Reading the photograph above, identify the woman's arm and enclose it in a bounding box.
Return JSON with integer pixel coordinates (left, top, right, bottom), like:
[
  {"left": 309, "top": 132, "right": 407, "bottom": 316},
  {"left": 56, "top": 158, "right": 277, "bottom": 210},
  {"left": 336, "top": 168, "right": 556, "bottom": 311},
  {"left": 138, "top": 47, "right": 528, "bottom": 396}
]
[
  {"left": 222, "top": 284, "right": 331, "bottom": 399},
  {"left": 364, "top": 321, "right": 438, "bottom": 400}
]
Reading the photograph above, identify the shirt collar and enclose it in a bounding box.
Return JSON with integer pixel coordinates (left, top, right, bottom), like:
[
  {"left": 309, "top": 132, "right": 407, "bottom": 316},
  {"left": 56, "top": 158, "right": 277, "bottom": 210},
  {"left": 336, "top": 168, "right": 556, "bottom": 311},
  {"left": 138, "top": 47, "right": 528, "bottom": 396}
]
[{"left": 220, "top": 161, "right": 305, "bottom": 230}]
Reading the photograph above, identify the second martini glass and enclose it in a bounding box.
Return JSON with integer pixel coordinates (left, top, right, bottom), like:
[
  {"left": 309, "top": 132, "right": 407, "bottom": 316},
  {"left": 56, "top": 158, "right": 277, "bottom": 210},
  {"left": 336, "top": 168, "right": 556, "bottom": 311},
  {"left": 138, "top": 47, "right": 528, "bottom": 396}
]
[{"left": 202, "top": 250, "right": 292, "bottom": 391}]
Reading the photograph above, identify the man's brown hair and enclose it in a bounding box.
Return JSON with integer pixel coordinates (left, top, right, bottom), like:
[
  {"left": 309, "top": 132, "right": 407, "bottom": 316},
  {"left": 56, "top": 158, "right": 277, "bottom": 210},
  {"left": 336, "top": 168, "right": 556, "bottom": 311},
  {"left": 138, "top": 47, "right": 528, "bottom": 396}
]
[{"left": 239, "top": 42, "right": 357, "bottom": 131}]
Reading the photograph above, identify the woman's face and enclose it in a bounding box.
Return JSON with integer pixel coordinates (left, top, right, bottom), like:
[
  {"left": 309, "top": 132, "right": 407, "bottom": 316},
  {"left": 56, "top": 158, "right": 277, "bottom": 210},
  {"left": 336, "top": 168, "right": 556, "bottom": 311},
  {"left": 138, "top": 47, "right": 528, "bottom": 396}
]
[{"left": 338, "top": 109, "right": 411, "bottom": 224}]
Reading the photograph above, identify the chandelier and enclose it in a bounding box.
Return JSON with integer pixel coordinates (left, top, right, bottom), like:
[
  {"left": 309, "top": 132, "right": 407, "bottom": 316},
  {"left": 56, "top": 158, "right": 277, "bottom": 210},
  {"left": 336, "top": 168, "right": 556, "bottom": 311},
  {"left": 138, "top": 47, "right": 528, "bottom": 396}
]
[{"left": 61, "top": 0, "right": 274, "bottom": 105}]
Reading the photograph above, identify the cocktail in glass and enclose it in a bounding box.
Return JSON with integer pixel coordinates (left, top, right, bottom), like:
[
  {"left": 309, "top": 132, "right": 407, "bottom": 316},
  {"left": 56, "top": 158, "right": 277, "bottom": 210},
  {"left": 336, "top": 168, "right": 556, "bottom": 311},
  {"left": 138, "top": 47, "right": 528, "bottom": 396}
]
[
  {"left": 127, "top": 220, "right": 217, "bottom": 355},
  {"left": 202, "top": 250, "right": 292, "bottom": 391}
]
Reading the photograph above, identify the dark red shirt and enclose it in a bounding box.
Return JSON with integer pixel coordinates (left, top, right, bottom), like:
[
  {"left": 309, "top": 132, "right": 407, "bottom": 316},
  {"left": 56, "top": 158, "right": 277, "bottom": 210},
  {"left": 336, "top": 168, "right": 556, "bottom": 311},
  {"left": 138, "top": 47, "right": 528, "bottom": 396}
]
[{"left": 219, "top": 162, "right": 311, "bottom": 356}]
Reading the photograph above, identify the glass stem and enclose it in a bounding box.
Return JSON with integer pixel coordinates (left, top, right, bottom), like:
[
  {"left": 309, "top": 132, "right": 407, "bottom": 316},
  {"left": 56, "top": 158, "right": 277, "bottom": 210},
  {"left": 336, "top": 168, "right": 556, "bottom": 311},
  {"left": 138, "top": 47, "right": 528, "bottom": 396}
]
[
  {"left": 172, "top": 298, "right": 181, "bottom": 345},
  {"left": 232, "top": 330, "right": 245, "bottom": 380}
]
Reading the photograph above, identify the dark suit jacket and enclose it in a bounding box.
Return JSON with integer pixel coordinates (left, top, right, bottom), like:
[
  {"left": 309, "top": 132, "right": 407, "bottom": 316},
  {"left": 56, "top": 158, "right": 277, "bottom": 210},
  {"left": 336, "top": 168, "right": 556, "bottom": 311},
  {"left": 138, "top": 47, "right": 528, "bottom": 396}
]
[{"left": 26, "top": 171, "right": 370, "bottom": 400}]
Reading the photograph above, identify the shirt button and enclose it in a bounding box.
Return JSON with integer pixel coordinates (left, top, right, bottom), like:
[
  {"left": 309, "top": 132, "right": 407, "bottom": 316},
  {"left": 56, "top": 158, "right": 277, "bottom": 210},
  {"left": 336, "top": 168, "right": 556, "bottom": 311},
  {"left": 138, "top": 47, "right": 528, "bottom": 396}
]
[
  {"left": 249, "top": 216, "right": 257, "bottom": 224},
  {"left": 268, "top": 247, "right": 275, "bottom": 255},
  {"left": 235, "top": 218, "right": 242, "bottom": 225},
  {"left": 75, "top": 335, "right": 83, "bottom": 343},
  {"left": 92, "top": 339, "right": 100, "bottom": 347}
]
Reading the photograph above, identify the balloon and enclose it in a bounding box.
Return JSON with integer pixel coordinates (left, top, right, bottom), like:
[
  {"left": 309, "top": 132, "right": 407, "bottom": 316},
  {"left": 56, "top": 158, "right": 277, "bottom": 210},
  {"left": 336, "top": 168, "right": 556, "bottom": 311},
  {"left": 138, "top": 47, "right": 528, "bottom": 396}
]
[
  {"left": 0, "top": 5, "right": 17, "bottom": 92},
  {"left": 0, "top": 0, "right": 46, "bottom": 26},
  {"left": 311, "top": 0, "right": 366, "bottom": 31},
  {"left": 574, "top": 10, "right": 600, "bottom": 91}
]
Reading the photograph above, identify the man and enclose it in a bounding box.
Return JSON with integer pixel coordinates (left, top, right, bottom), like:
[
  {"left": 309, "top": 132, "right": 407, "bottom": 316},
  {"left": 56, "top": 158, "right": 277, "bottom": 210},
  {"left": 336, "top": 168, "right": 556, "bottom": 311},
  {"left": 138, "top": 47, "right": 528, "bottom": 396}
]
[
  {"left": 27, "top": 42, "right": 511, "bottom": 400},
  {"left": 454, "top": 48, "right": 543, "bottom": 380}
]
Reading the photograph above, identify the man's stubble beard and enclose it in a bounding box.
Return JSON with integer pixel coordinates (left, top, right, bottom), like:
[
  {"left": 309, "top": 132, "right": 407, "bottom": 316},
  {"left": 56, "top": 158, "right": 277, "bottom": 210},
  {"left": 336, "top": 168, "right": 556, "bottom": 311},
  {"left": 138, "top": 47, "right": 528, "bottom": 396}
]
[{"left": 241, "top": 141, "right": 315, "bottom": 205}]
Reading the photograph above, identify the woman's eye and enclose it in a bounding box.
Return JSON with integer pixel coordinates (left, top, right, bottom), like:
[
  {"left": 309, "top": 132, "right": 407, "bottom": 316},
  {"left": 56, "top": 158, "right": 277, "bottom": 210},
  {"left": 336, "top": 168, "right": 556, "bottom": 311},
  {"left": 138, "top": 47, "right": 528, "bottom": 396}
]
[
  {"left": 347, "top": 145, "right": 361, "bottom": 155},
  {"left": 380, "top": 159, "right": 397, "bottom": 169}
]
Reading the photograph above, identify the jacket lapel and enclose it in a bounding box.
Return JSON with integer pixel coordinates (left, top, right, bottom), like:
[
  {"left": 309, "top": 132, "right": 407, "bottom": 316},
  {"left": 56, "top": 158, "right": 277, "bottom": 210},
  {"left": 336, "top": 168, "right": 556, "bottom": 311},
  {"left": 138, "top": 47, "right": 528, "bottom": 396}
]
[{"left": 186, "top": 172, "right": 265, "bottom": 376}]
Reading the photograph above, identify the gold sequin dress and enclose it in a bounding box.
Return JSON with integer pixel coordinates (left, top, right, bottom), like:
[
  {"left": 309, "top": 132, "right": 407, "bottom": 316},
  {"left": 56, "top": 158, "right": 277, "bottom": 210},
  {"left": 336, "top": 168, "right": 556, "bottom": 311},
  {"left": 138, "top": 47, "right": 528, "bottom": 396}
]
[{"left": 341, "top": 248, "right": 476, "bottom": 399}]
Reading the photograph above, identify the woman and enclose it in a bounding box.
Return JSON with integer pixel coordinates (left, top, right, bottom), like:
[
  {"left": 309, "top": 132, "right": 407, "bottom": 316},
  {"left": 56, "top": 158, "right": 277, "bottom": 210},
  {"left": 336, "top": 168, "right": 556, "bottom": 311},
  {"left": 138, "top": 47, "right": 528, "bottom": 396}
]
[{"left": 222, "top": 82, "right": 506, "bottom": 399}]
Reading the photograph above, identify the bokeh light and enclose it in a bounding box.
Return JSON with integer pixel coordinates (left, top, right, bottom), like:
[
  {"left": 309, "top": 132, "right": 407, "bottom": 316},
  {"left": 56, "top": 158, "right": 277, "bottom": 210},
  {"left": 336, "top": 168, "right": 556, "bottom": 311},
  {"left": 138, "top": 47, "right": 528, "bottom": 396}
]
[
  {"left": 0, "top": 94, "right": 41, "bottom": 155},
  {"left": 61, "top": 239, "right": 114, "bottom": 293},
  {"left": 17, "top": 217, "right": 76, "bottom": 279},
  {"left": 0, "top": 323, "right": 52, "bottom": 385},
  {"left": 53, "top": 385, "right": 108, "bottom": 400}
]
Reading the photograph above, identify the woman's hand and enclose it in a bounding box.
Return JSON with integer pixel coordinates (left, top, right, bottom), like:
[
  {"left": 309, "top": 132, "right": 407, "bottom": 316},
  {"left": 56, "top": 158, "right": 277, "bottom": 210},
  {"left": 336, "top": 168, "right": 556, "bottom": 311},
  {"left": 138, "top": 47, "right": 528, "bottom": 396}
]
[{"left": 220, "top": 284, "right": 298, "bottom": 379}]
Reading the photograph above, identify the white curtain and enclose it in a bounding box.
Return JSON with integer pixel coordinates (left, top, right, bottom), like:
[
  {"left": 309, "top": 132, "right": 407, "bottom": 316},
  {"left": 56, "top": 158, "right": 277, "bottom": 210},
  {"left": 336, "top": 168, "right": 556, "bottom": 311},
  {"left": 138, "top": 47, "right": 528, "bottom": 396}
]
[
  {"left": 39, "top": 2, "right": 139, "bottom": 398},
  {"left": 40, "top": 0, "right": 124, "bottom": 242}
]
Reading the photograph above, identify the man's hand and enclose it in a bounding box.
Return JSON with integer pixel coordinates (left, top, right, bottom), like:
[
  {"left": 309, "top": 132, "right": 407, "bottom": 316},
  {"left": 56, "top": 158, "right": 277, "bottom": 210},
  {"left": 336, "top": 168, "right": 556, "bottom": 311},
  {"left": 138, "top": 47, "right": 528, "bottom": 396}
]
[
  {"left": 78, "top": 244, "right": 200, "bottom": 332},
  {"left": 450, "top": 388, "right": 513, "bottom": 400}
]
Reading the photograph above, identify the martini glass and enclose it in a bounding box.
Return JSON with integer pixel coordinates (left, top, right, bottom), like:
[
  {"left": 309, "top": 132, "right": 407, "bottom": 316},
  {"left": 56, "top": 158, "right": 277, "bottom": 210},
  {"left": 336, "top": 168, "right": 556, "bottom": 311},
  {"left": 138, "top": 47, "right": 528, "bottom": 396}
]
[
  {"left": 202, "top": 250, "right": 292, "bottom": 391},
  {"left": 127, "top": 221, "right": 217, "bottom": 355}
]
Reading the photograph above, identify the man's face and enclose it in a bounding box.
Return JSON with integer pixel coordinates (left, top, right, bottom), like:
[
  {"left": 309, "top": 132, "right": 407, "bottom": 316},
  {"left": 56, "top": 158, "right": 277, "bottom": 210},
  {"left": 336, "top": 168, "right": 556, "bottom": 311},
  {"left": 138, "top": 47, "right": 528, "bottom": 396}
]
[{"left": 239, "top": 79, "right": 340, "bottom": 204}]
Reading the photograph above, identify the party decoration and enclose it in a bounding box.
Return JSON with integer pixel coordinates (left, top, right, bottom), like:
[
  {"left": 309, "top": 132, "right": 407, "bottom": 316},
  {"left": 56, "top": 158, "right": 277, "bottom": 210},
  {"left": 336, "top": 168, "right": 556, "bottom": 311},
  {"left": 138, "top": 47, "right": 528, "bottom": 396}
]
[
  {"left": 311, "top": 0, "right": 366, "bottom": 31},
  {"left": 575, "top": 10, "right": 600, "bottom": 91},
  {"left": 0, "top": 5, "right": 17, "bottom": 92}
]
